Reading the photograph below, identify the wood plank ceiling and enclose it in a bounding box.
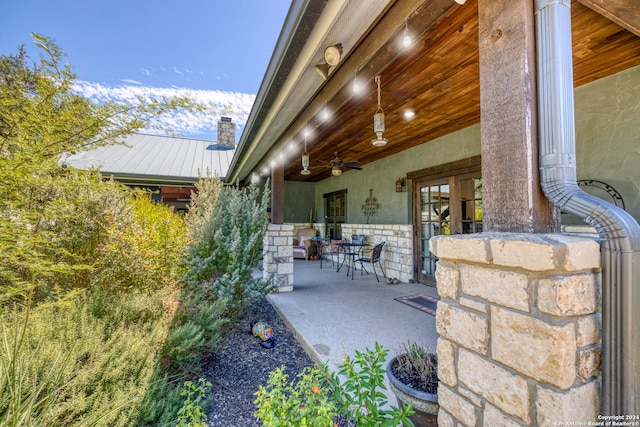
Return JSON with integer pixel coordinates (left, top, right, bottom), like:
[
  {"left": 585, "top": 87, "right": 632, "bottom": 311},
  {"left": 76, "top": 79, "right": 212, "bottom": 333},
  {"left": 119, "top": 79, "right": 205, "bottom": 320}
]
[{"left": 283, "top": 0, "right": 640, "bottom": 182}]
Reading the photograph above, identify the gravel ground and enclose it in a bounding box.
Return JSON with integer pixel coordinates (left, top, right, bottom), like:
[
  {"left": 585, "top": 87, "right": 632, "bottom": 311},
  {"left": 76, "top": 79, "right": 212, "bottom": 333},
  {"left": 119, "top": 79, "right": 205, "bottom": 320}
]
[{"left": 202, "top": 298, "right": 316, "bottom": 427}]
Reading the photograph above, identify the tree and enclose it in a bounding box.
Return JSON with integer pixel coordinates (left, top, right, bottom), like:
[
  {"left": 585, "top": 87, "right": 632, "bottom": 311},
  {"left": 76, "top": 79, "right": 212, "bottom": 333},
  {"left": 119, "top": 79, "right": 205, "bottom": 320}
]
[{"left": 0, "top": 34, "right": 204, "bottom": 303}]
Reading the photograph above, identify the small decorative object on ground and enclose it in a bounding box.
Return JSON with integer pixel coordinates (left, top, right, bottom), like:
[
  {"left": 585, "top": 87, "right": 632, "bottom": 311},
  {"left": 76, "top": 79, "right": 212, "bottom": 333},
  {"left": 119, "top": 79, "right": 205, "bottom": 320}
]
[
  {"left": 251, "top": 321, "right": 275, "bottom": 349},
  {"left": 387, "top": 341, "right": 439, "bottom": 427}
]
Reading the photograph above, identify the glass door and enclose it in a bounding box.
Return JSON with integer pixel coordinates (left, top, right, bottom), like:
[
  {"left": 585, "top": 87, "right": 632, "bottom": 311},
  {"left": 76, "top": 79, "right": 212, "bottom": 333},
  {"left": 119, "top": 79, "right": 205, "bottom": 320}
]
[
  {"left": 456, "top": 173, "right": 483, "bottom": 235},
  {"left": 416, "top": 179, "right": 450, "bottom": 284},
  {"left": 324, "top": 191, "right": 346, "bottom": 239},
  {"left": 414, "top": 173, "right": 482, "bottom": 285}
]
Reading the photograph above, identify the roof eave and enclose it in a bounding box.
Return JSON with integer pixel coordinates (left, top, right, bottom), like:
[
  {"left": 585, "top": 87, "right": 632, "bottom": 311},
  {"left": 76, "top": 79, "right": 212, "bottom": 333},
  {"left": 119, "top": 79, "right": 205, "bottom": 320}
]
[{"left": 226, "top": 0, "right": 328, "bottom": 185}]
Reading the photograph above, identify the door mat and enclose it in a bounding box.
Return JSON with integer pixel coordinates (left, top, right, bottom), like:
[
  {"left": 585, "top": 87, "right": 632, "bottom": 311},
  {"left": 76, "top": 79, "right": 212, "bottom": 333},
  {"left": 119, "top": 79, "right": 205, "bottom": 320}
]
[{"left": 394, "top": 294, "right": 439, "bottom": 316}]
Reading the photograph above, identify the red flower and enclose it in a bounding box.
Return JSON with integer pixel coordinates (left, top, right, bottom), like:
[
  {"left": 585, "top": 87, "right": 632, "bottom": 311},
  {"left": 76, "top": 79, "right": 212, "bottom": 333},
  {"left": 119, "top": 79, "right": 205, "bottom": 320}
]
[{"left": 312, "top": 385, "right": 320, "bottom": 395}]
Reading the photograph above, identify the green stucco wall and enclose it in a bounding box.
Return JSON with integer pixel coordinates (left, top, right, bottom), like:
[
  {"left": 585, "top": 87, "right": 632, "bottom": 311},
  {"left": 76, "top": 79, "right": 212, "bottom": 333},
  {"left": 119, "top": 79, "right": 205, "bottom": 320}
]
[
  {"left": 284, "top": 180, "right": 316, "bottom": 223},
  {"left": 285, "top": 64, "right": 640, "bottom": 226},
  {"left": 575, "top": 65, "right": 640, "bottom": 221}
]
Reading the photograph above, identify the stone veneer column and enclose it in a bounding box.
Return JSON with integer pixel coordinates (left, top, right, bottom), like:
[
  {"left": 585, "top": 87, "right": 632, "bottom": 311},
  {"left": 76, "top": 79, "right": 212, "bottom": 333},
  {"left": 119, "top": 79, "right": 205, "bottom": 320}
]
[
  {"left": 263, "top": 223, "right": 294, "bottom": 292},
  {"left": 431, "top": 233, "right": 602, "bottom": 426}
]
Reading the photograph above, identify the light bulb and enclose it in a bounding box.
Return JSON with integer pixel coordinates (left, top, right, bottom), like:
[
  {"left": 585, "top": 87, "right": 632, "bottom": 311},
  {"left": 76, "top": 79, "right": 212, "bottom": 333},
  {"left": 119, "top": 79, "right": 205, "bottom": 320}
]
[
  {"left": 353, "top": 78, "right": 360, "bottom": 93},
  {"left": 403, "top": 30, "right": 412, "bottom": 48}
]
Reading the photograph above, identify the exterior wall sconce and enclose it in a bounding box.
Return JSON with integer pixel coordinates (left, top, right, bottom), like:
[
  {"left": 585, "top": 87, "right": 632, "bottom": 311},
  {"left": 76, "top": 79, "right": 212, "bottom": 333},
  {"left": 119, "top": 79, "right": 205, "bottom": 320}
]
[{"left": 395, "top": 177, "right": 406, "bottom": 192}]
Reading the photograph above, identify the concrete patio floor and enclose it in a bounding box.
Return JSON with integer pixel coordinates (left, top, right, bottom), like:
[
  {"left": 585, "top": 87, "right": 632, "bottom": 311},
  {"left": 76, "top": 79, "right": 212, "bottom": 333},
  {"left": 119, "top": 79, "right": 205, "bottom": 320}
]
[{"left": 267, "top": 258, "right": 439, "bottom": 403}]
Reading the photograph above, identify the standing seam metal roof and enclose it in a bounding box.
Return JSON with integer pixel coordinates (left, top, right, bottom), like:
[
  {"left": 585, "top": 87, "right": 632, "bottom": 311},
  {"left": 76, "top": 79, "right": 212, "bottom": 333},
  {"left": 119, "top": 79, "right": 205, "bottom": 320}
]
[{"left": 63, "top": 134, "right": 235, "bottom": 182}]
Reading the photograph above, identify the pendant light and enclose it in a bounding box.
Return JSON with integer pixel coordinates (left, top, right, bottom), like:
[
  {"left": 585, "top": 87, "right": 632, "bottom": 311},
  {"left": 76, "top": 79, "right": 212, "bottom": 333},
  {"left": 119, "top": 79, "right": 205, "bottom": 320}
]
[
  {"left": 301, "top": 129, "right": 311, "bottom": 175},
  {"left": 371, "top": 75, "right": 388, "bottom": 147}
]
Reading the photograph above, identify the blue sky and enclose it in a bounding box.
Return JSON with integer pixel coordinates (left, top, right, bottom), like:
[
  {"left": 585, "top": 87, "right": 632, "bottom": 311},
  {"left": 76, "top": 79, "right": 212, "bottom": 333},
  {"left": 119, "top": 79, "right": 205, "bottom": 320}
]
[{"left": 0, "top": 0, "right": 292, "bottom": 140}]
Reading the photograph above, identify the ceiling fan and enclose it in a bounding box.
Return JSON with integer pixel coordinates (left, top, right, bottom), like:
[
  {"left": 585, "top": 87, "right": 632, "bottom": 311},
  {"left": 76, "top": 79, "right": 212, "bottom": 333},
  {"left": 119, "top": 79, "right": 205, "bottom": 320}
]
[{"left": 328, "top": 152, "right": 362, "bottom": 176}]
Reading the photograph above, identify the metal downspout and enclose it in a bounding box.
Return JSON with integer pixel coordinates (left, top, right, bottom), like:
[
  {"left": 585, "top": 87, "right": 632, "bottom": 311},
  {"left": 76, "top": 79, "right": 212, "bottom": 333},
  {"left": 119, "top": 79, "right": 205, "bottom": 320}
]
[{"left": 535, "top": 0, "right": 640, "bottom": 415}]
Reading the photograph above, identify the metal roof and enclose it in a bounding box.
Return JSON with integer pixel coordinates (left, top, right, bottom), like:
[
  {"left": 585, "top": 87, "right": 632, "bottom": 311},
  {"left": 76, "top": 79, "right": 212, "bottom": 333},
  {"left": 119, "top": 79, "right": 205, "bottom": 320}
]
[{"left": 63, "top": 133, "right": 235, "bottom": 186}]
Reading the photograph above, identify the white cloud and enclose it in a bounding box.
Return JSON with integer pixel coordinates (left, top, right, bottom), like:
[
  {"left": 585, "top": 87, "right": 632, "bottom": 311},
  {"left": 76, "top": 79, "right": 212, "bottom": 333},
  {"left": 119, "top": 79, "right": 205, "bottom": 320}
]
[
  {"left": 120, "top": 78, "right": 143, "bottom": 85},
  {"left": 141, "top": 69, "right": 151, "bottom": 76},
  {"left": 173, "top": 67, "right": 184, "bottom": 75},
  {"left": 72, "top": 80, "right": 255, "bottom": 140}
]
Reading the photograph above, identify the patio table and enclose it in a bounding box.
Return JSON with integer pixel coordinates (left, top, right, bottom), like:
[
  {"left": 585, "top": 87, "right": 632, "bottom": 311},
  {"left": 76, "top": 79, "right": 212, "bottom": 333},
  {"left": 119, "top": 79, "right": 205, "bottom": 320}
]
[{"left": 335, "top": 242, "right": 370, "bottom": 279}]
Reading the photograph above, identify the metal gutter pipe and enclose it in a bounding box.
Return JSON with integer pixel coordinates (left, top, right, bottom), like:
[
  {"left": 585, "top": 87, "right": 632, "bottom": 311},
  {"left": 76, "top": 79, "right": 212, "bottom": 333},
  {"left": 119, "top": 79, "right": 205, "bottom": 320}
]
[{"left": 535, "top": 0, "right": 640, "bottom": 415}]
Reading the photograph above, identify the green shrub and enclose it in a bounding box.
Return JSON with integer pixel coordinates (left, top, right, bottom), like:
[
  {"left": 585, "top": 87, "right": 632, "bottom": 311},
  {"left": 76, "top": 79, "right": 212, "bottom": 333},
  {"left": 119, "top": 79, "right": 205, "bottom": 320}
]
[
  {"left": 324, "top": 343, "right": 414, "bottom": 426},
  {"left": 183, "top": 178, "right": 272, "bottom": 316},
  {"left": 176, "top": 378, "right": 212, "bottom": 427},
  {"left": 0, "top": 34, "right": 202, "bottom": 306},
  {"left": 254, "top": 366, "right": 338, "bottom": 426},
  {"left": 92, "top": 192, "right": 188, "bottom": 293},
  {"left": 0, "top": 288, "right": 173, "bottom": 426}
]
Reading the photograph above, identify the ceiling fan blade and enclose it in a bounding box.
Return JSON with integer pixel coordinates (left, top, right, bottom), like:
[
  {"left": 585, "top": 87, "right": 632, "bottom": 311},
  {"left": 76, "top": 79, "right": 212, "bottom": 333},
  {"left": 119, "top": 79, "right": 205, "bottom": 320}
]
[
  {"left": 344, "top": 165, "right": 362, "bottom": 170},
  {"left": 342, "top": 161, "right": 360, "bottom": 165}
]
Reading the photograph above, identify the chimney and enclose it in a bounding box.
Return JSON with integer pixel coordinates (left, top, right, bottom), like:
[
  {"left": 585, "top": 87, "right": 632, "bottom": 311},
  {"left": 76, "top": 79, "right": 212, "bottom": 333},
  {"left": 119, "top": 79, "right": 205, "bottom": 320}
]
[{"left": 217, "top": 117, "right": 235, "bottom": 148}]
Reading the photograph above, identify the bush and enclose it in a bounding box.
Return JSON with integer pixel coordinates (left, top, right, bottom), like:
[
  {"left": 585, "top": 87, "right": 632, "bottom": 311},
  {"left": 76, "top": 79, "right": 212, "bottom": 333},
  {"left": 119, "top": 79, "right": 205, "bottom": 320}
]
[
  {"left": 324, "top": 343, "right": 414, "bottom": 426},
  {"left": 92, "top": 192, "right": 188, "bottom": 292},
  {"left": 183, "top": 178, "right": 272, "bottom": 316},
  {"left": 0, "top": 288, "right": 173, "bottom": 426},
  {"left": 254, "top": 366, "right": 338, "bottom": 426}
]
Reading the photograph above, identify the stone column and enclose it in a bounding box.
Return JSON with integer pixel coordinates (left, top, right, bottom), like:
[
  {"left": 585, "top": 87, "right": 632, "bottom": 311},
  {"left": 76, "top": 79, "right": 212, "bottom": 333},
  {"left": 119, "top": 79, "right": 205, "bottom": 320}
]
[
  {"left": 431, "top": 233, "right": 601, "bottom": 426},
  {"left": 263, "top": 223, "right": 294, "bottom": 292}
]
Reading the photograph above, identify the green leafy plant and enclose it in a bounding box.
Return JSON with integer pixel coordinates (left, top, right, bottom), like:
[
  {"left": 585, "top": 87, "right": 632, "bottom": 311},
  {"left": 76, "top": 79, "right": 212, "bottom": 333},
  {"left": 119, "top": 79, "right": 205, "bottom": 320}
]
[
  {"left": 92, "top": 192, "right": 188, "bottom": 293},
  {"left": 182, "top": 178, "right": 272, "bottom": 317},
  {"left": 254, "top": 365, "right": 338, "bottom": 427},
  {"left": 0, "top": 307, "right": 70, "bottom": 426},
  {"left": 176, "top": 378, "right": 212, "bottom": 427},
  {"left": 324, "top": 343, "right": 415, "bottom": 426}
]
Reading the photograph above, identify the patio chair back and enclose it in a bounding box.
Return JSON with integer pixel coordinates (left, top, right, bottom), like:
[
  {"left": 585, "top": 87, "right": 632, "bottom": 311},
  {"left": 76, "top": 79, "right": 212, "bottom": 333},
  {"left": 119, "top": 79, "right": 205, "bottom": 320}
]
[
  {"left": 330, "top": 239, "right": 345, "bottom": 254},
  {"left": 356, "top": 241, "right": 386, "bottom": 282},
  {"left": 370, "top": 242, "right": 384, "bottom": 263}
]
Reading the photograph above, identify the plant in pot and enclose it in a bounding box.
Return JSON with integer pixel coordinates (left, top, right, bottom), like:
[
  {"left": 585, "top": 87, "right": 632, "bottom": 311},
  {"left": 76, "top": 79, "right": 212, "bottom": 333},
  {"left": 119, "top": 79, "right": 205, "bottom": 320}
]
[{"left": 386, "top": 342, "right": 438, "bottom": 427}]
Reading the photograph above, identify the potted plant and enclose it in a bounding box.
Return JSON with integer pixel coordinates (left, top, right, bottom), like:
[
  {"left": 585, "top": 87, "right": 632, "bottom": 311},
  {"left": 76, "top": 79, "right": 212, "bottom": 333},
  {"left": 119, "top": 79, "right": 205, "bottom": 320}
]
[{"left": 386, "top": 342, "right": 439, "bottom": 427}]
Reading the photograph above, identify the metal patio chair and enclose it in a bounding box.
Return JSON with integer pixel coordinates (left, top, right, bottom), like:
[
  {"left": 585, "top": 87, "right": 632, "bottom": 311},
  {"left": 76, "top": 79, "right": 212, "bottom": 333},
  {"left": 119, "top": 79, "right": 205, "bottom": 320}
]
[
  {"left": 356, "top": 241, "right": 386, "bottom": 282},
  {"left": 329, "top": 238, "right": 346, "bottom": 268}
]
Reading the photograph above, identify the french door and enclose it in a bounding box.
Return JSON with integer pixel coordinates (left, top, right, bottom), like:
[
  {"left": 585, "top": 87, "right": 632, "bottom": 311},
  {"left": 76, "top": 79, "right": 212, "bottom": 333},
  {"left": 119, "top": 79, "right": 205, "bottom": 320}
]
[
  {"left": 414, "top": 172, "right": 482, "bottom": 285},
  {"left": 324, "top": 190, "right": 346, "bottom": 239}
]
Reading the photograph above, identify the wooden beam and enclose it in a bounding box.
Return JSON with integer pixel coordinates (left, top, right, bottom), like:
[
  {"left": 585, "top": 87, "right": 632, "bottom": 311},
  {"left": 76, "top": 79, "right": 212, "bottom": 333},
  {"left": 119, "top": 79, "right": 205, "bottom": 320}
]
[
  {"left": 577, "top": 0, "right": 640, "bottom": 37},
  {"left": 271, "top": 163, "right": 285, "bottom": 224},
  {"left": 478, "top": 0, "right": 559, "bottom": 233}
]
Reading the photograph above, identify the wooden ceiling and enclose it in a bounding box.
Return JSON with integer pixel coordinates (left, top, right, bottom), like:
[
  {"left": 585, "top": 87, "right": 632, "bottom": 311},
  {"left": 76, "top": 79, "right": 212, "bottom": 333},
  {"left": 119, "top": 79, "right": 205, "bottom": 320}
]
[{"left": 283, "top": 0, "right": 640, "bottom": 182}]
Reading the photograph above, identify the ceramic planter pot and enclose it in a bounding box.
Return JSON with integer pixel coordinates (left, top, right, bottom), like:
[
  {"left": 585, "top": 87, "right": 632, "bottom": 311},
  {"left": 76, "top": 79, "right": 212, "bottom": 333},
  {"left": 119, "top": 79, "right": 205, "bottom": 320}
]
[{"left": 387, "top": 356, "right": 439, "bottom": 427}]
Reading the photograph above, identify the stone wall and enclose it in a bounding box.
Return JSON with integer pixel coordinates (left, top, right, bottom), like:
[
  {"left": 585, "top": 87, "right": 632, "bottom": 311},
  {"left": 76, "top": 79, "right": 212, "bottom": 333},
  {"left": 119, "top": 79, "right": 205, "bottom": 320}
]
[
  {"left": 342, "top": 223, "right": 413, "bottom": 283},
  {"left": 430, "top": 233, "right": 602, "bottom": 426},
  {"left": 263, "top": 223, "right": 294, "bottom": 292}
]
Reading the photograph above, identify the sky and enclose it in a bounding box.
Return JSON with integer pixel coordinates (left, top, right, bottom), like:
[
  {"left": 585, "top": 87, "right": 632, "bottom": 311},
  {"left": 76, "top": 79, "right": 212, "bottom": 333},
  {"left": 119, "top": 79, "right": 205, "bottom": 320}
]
[{"left": 0, "top": 0, "right": 292, "bottom": 140}]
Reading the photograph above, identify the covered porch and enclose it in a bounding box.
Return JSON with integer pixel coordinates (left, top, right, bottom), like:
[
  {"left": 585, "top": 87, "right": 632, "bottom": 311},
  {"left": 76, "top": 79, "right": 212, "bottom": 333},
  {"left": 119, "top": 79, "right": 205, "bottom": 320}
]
[{"left": 230, "top": 0, "right": 640, "bottom": 421}]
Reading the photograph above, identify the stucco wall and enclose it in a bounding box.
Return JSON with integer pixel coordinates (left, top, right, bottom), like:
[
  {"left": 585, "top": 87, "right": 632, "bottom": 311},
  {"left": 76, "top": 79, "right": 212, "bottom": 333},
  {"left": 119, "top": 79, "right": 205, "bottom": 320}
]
[
  {"left": 284, "top": 180, "right": 316, "bottom": 223},
  {"left": 575, "top": 64, "right": 640, "bottom": 221}
]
